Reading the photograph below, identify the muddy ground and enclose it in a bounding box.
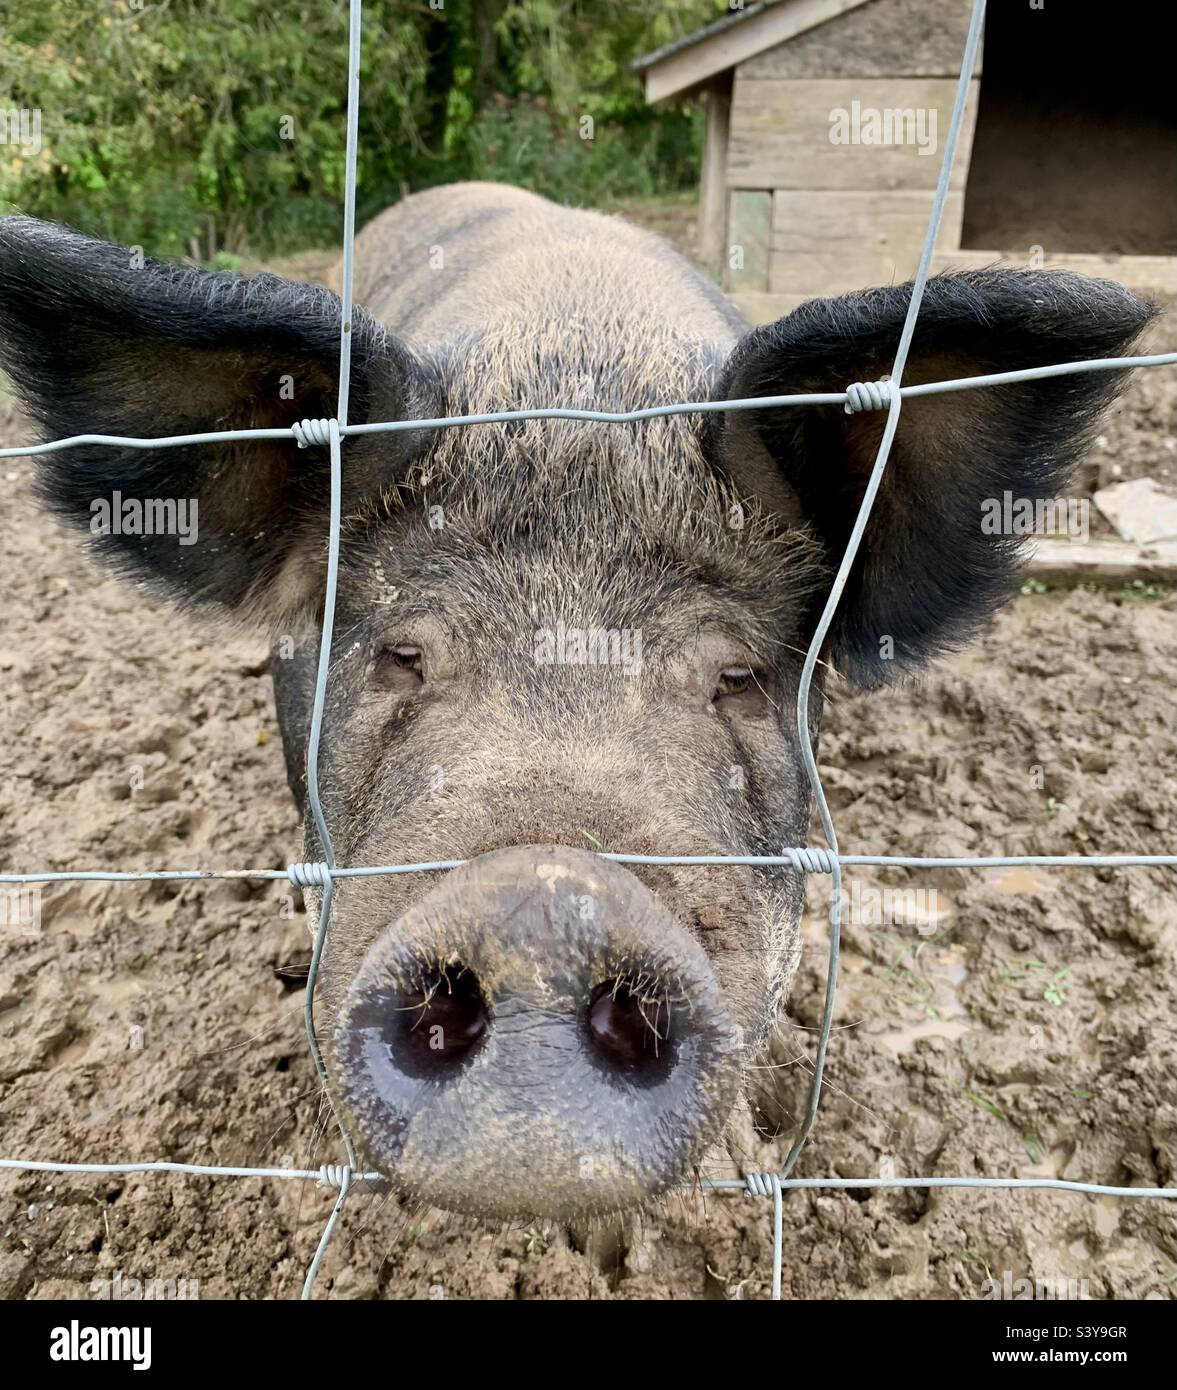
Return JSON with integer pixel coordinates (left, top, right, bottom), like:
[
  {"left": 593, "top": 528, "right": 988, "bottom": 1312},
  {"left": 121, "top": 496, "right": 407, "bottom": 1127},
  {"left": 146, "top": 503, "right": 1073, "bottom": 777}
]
[{"left": 1, "top": 239, "right": 1175, "bottom": 1300}]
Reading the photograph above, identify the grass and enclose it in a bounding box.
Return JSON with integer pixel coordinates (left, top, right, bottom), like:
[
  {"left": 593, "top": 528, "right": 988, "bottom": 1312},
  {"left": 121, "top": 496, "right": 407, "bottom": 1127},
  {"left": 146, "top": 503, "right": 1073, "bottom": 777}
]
[
  {"left": 1021, "top": 576, "right": 1172, "bottom": 600},
  {"left": 1000, "top": 959, "right": 1072, "bottom": 1007},
  {"left": 950, "top": 1080, "right": 1047, "bottom": 1164}
]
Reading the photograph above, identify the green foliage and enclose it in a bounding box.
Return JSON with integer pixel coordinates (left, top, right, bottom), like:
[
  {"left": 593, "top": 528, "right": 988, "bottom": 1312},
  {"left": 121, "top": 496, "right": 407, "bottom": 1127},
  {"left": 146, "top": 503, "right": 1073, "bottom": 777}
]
[
  {"left": 1, "top": 1, "right": 429, "bottom": 255},
  {"left": 460, "top": 98, "right": 703, "bottom": 205},
  {"left": 0, "top": 0, "right": 725, "bottom": 259}
]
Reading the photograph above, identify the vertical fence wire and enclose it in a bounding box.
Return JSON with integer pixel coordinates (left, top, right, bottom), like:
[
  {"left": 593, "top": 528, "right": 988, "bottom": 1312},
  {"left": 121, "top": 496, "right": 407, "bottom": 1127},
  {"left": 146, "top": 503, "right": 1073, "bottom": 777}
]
[
  {"left": 770, "top": 0, "right": 988, "bottom": 1197},
  {"left": 297, "top": 0, "right": 367, "bottom": 1294}
]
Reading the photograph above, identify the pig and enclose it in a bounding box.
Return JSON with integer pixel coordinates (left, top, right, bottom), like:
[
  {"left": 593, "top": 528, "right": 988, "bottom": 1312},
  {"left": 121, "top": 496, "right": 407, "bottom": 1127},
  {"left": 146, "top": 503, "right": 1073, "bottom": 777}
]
[{"left": 0, "top": 183, "right": 1154, "bottom": 1220}]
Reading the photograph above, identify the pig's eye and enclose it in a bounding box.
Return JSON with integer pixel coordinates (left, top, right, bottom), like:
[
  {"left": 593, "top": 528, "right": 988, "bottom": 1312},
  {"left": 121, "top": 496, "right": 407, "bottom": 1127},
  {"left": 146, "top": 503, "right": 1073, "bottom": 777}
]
[
  {"left": 713, "top": 666, "right": 769, "bottom": 714},
  {"left": 374, "top": 643, "right": 424, "bottom": 692},
  {"left": 717, "top": 666, "right": 755, "bottom": 696}
]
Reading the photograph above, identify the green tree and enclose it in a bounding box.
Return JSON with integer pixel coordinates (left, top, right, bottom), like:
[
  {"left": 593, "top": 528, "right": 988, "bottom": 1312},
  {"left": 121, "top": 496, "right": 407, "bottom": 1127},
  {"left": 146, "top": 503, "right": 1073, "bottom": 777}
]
[{"left": 1, "top": 0, "right": 727, "bottom": 258}]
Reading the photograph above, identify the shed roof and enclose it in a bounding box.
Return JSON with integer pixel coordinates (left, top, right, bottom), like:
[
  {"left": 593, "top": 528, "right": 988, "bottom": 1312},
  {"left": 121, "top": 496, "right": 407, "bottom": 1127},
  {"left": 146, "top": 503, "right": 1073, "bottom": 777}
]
[{"left": 633, "top": 0, "right": 873, "bottom": 104}]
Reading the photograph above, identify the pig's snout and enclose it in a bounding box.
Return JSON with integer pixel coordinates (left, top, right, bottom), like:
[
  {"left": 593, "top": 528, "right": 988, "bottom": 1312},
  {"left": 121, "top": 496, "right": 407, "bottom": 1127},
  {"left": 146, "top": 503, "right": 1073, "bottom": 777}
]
[{"left": 333, "top": 845, "right": 743, "bottom": 1219}]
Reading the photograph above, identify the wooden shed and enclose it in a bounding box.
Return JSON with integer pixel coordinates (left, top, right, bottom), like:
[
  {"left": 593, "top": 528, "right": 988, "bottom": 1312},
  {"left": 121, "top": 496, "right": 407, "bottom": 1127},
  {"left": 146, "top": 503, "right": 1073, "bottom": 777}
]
[{"left": 635, "top": 0, "right": 1177, "bottom": 322}]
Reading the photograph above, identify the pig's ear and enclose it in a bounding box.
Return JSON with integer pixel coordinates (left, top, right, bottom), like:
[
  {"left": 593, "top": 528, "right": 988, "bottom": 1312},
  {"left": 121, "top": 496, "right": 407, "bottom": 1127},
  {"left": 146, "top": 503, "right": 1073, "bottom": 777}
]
[
  {"left": 713, "top": 270, "right": 1155, "bottom": 688},
  {"left": 0, "top": 215, "right": 436, "bottom": 624}
]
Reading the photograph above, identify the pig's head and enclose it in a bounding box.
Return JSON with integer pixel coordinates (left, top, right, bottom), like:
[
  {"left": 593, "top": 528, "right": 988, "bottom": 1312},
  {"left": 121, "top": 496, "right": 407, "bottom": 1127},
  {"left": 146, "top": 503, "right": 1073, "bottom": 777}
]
[{"left": 0, "top": 214, "right": 1153, "bottom": 1220}]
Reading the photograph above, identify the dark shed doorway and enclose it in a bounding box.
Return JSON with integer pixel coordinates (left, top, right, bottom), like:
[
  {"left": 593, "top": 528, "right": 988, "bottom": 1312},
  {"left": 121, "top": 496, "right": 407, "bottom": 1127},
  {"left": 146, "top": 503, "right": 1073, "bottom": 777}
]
[{"left": 961, "top": 0, "right": 1177, "bottom": 256}]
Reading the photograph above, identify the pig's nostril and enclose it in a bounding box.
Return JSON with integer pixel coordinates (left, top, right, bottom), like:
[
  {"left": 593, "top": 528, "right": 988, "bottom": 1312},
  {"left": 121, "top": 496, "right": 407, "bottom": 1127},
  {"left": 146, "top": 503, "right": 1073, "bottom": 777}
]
[
  {"left": 388, "top": 965, "right": 488, "bottom": 1076},
  {"left": 586, "top": 980, "right": 673, "bottom": 1074}
]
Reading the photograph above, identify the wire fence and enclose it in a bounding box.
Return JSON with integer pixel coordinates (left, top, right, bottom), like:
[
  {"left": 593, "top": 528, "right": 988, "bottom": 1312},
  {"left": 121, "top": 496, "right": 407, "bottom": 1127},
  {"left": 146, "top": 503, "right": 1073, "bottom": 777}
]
[{"left": 2, "top": 0, "right": 1176, "bottom": 1301}]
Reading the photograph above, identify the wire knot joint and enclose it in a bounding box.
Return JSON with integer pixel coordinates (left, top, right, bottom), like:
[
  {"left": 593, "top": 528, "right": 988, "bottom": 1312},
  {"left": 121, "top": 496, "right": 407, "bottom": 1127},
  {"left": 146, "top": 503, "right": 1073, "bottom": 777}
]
[
  {"left": 744, "top": 1171, "right": 783, "bottom": 1200},
  {"left": 784, "top": 847, "right": 837, "bottom": 874},
  {"left": 843, "top": 379, "right": 894, "bottom": 415},
  {"left": 288, "top": 861, "right": 331, "bottom": 888},
  {"left": 292, "top": 418, "right": 333, "bottom": 448},
  {"left": 317, "top": 1163, "right": 351, "bottom": 1192}
]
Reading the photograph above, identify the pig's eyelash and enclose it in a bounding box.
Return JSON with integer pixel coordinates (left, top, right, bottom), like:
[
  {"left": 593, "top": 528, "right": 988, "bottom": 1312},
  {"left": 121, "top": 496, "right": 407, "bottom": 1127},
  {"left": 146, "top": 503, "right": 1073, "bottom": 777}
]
[
  {"left": 748, "top": 668, "right": 779, "bottom": 712},
  {"left": 776, "top": 640, "right": 840, "bottom": 707},
  {"left": 320, "top": 618, "right": 371, "bottom": 679},
  {"left": 379, "top": 643, "right": 423, "bottom": 666},
  {"left": 779, "top": 640, "right": 834, "bottom": 675}
]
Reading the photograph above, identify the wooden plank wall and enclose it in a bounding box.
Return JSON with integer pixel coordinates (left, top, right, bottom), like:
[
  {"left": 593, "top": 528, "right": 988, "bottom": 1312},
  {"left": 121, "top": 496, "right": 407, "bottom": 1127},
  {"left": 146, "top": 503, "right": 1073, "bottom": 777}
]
[
  {"left": 724, "top": 0, "right": 981, "bottom": 300},
  {"left": 728, "top": 78, "right": 977, "bottom": 192},
  {"left": 696, "top": 75, "right": 732, "bottom": 274}
]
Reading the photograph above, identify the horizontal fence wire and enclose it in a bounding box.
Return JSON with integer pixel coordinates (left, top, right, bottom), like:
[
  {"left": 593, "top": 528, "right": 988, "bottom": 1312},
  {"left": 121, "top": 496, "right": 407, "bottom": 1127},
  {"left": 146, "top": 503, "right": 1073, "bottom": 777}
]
[
  {"left": 3, "top": 0, "right": 1175, "bottom": 1300},
  {"left": 4, "top": 352, "right": 1177, "bottom": 462},
  {"left": 5, "top": 850, "right": 1177, "bottom": 887},
  {"left": 5, "top": 1156, "right": 1173, "bottom": 1202}
]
